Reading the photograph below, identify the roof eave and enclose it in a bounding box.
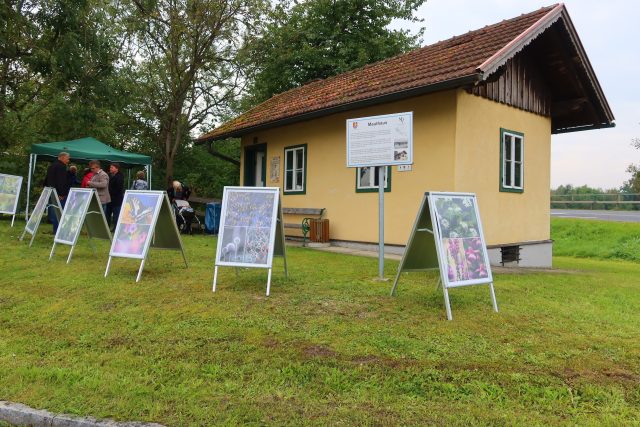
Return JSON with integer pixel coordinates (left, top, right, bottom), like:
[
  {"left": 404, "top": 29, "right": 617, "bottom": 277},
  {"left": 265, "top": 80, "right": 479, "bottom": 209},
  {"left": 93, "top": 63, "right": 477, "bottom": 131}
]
[
  {"left": 196, "top": 74, "right": 482, "bottom": 143},
  {"left": 553, "top": 122, "right": 616, "bottom": 134},
  {"left": 478, "top": 4, "right": 565, "bottom": 77}
]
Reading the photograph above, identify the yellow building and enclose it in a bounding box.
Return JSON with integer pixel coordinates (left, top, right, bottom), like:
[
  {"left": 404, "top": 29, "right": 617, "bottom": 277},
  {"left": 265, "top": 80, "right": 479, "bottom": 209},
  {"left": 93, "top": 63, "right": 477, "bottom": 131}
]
[{"left": 197, "top": 4, "right": 613, "bottom": 267}]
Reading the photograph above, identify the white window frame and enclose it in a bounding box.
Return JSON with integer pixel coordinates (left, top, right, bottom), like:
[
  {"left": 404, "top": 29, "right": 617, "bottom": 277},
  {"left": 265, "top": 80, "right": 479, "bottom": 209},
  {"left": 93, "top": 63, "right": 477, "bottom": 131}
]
[
  {"left": 356, "top": 166, "right": 390, "bottom": 192},
  {"left": 284, "top": 145, "right": 306, "bottom": 194},
  {"left": 501, "top": 129, "right": 524, "bottom": 192}
]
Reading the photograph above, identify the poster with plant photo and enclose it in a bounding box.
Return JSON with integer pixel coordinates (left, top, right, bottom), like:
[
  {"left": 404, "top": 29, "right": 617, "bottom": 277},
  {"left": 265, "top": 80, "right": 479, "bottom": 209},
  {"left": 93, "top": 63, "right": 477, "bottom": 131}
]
[
  {"left": 110, "top": 192, "right": 162, "bottom": 258},
  {"left": 55, "top": 189, "right": 92, "bottom": 244},
  {"left": 216, "top": 187, "right": 279, "bottom": 267},
  {"left": 432, "top": 194, "right": 491, "bottom": 285},
  {"left": 0, "top": 173, "right": 22, "bottom": 214}
]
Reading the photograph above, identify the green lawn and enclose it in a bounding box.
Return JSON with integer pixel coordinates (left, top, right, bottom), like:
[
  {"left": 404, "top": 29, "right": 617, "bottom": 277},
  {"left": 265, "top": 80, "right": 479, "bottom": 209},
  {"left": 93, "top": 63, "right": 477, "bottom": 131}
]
[{"left": 0, "top": 218, "right": 639, "bottom": 425}]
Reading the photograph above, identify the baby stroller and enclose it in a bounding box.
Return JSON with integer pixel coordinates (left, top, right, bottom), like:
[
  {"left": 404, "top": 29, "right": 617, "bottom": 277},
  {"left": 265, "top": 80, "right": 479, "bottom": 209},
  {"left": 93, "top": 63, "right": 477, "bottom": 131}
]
[{"left": 173, "top": 199, "right": 201, "bottom": 234}]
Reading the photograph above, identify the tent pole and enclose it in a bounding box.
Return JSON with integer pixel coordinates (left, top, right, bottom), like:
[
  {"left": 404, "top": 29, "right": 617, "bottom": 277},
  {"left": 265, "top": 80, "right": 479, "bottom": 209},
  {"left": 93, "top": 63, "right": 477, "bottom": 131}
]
[
  {"left": 127, "top": 168, "right": 131, "bottom": 189},
  {"left": 149, "top": 165, "right": 152, "bottom": 190}
]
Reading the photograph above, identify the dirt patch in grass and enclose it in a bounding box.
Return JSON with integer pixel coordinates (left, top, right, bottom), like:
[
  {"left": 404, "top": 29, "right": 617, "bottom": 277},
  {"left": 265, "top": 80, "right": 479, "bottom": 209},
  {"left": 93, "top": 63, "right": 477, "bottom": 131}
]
[{"left": 302, "top": 344, "right": 337, "bottom": 358}]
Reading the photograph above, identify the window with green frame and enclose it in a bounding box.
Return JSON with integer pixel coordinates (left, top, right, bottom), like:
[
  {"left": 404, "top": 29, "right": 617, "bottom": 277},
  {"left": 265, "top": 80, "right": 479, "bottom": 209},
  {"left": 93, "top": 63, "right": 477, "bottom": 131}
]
[
  {"left": 500, "top": 128, "right": 524, "bottom": 193},
  {"left": 356, "top": 166, "right": 391, "bottom": 193},
  {"left": 284, "top": 144, "right": 306, "bottom": 194}
]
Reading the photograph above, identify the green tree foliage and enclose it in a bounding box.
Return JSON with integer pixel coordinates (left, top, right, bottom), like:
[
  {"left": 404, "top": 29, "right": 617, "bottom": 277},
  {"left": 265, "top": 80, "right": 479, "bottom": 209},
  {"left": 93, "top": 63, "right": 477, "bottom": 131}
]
[
  {"left": 0, "top": 0, "right": 134, "bottom": 152},
  {"left": 118, "top": 0, "right": 267, "bottom": 185},
  {"left": 242, "top": 0, "right": 426, "bottom": 108},
  {"left": 622, "top": 137, "right": 640, "bottom": 193}
]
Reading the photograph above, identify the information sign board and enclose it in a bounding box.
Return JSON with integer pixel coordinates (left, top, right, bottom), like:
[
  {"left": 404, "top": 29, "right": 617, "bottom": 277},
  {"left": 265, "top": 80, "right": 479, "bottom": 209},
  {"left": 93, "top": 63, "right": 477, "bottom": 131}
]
[
  {"left": 0, "top": 173, "right": 23, "bottom": 226},
  {"left": 391, "top": 192, "right": 498, "bottom": 320},
  {"left": 213, "top": 186, "right": 287, "bottom": 295},
  {"left": 346, "top": 112, "right": 413, "bottom": 167}
]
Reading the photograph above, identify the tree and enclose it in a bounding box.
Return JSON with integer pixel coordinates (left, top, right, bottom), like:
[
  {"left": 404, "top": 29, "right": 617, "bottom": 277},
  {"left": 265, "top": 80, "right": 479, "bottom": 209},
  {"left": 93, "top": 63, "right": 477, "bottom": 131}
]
[
  {"left": 622, "top": 137, "right": 640, "bottom": 193},
  {"left": 0, "top": 0, "right": 137, "bottom": 153},
  {"left": 119, "top": 0, "right": 267, "bottom": 185},
  {"left": 241, "top": 0, "right": 426, "bottom": 108}
]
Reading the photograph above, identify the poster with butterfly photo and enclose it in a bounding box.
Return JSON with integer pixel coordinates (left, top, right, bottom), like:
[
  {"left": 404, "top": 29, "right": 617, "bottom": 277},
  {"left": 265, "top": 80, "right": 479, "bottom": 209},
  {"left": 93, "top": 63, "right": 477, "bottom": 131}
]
[{"left": 109, "top": 191, "right": 163, "bottom": 258}]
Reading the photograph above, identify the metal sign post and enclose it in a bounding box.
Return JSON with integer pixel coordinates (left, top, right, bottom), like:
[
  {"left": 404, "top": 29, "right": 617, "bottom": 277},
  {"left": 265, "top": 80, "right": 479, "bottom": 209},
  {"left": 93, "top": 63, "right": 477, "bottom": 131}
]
[
  {"left": 378, "top": 166, "right": 385, "bottom": 279},
  {"left": 346, "top": 111, "right": 413, "bottom": 280}
]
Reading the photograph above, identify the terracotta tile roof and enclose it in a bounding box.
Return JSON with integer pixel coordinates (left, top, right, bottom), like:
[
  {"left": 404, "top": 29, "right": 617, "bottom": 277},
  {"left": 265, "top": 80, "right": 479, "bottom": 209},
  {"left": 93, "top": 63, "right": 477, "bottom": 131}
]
[{"left": 197, "top": 4, "right": 560, "bottom": 142}]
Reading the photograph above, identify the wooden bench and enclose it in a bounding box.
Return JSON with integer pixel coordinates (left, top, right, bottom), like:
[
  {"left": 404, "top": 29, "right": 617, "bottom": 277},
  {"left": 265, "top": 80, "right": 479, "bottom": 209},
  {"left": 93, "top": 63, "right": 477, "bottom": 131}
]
[{"left": 282, "top": 207, "right": 325, "bottom": 243}]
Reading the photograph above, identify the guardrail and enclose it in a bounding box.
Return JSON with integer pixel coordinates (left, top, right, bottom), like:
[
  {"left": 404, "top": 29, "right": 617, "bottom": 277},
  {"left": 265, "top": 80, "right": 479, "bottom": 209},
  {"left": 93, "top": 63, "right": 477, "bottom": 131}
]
[{"left": 551, "top": 193, "right": 640, "bottom": 209}]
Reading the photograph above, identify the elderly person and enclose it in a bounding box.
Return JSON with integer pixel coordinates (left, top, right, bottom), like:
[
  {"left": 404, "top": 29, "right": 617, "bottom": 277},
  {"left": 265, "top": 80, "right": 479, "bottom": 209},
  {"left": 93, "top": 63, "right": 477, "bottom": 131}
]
[
  {"left": 87, "top": 160, "right": 110, "bottom": 213},
  {"left": 44, "top": 151, "right": 70, "bottom": 233}
]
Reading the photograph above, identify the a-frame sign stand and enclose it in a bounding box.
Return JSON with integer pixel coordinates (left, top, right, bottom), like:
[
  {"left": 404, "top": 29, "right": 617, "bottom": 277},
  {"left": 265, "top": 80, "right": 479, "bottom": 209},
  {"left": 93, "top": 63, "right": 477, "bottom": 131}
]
[
  {"left": 105, "top": 191, "right": 187, "bottom": 282},
  {"left": 212, "top": 187, "right": 288, "bottom": 296},
  {"left": 49, "top": 188, "right": 111, "bottom": 264},
  {"left": 391, "top": 192, "right": 498, "bottom": 320},
  {"left": 20, "top": 187, "right": 62, "bottom": 247}
]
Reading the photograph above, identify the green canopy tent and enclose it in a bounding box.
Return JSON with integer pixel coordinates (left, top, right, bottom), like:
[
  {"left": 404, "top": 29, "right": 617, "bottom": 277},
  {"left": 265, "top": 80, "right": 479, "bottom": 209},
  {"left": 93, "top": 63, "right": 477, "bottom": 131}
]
[{"left": 26, "top": 137, "right": 153, "bottom": 218}]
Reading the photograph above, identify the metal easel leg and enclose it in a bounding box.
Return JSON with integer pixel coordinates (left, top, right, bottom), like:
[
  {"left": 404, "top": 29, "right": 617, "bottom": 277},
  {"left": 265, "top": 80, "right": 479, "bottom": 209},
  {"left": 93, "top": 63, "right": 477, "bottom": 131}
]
[
  {"left": 489, "top": 283, "right": 499, "bottom": 312},
  {"left": 182, "top": 250, "right": 188, "bottom": 268},
  {"left": 442, "top": 286, "right": 453, "bottom": 321},
  {"left": 212, "top": 266, "right": 219, "bottom": 292},
  {"left": 136, "top": 259, "right": 146, "bottom": 282},
  {"left": 266, "top": 268, "right": 272, "bottom": 296},
  {"left": 66, "top": 245, "right": 76, "bottom": 264},
  {"left": 435, "top": 277, "right": 442, "bottom": 290},
  {"left": 49, "top": 242, "right": 56, "bottom": 261},
  {"left": 11, "top": 214, "right": 15, "bottom": 227},
  {"left": 390, "top": 268, "right": 402, "bottom": 296},
  {"left": 104, "top": 256, "right": 112, "bottom": 277},
  {"left": 29, "top": 232, "right": 37, "bottom": 247}
]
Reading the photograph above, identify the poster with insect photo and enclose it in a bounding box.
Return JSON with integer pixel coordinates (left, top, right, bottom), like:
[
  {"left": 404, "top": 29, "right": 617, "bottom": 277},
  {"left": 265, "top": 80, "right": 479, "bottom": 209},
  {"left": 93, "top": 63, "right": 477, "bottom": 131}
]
[
  {"left": 0, "top": 173, "right": 23, "bottom": 216},
  {"left": 105, "top": 191, "right": 186, "bottom": 282},
  {"left": 215, "top": 187, "right": 281, "bottom": 268},
  {"left": 109, "top": 191, "right": 163, "bottom": 259}
]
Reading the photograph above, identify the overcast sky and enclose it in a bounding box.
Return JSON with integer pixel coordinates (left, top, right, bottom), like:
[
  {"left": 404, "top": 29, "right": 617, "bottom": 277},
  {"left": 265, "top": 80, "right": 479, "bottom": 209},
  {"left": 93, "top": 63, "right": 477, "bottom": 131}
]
[{"left": 404, "top": 1, "right": 639, "bottom": 189}]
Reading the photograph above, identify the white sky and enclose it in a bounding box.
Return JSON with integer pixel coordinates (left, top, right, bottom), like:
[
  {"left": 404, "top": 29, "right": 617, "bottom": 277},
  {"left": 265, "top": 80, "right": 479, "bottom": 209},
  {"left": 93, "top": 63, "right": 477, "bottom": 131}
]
[{"left": 403, "top": 1, "right": 639, "bottom": 189}]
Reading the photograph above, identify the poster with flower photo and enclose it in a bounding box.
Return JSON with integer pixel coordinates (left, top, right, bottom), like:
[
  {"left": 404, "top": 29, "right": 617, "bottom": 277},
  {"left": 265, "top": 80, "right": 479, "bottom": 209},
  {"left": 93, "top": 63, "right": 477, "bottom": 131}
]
[
  {"left": 0, "top": 173, "right": 23, "bottom": 214},
  {"left": 110, "top": 192, "right": 162, "bottom": 258},
  {"left": 432, "top": 194, "right": 492, "bottom": 286},
  {"left": 216, "top": 187, "right": 279, "bottom": 268}
]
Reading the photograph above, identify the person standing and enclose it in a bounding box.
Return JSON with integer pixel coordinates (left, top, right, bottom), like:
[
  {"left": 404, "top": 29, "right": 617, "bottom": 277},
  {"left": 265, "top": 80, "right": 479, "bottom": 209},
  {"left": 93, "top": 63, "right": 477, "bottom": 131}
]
[
  {"left": 107, "top": 163, "right": 124, "bottom": 230},
  {"left": 87, "top": 160, "right": 110, "bottom": 213},
  {"left": 131, "top": 170, "right": 149, "bottom": 190},
  {"left": 67, "top": 164, "right": 80, "bottom": 188},
  {"left": 44, "top": 152, "right": 70, "bottom": 233},
  {"left": 80, "top": 167, "right": 94, "bottom": 188}
]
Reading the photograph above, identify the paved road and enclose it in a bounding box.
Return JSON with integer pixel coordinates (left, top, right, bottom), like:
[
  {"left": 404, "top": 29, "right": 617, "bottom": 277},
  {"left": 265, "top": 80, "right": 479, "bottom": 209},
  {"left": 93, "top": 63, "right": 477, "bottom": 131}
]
[{"left": 551, "top": 209, "right": 640, "bottom": 223}]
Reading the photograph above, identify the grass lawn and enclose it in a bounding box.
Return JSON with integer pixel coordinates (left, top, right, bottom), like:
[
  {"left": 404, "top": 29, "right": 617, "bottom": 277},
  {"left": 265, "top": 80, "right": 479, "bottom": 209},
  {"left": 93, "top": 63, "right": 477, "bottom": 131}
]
[{"left": 0, "top": 217, "right": 639, "bottom": 425}]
